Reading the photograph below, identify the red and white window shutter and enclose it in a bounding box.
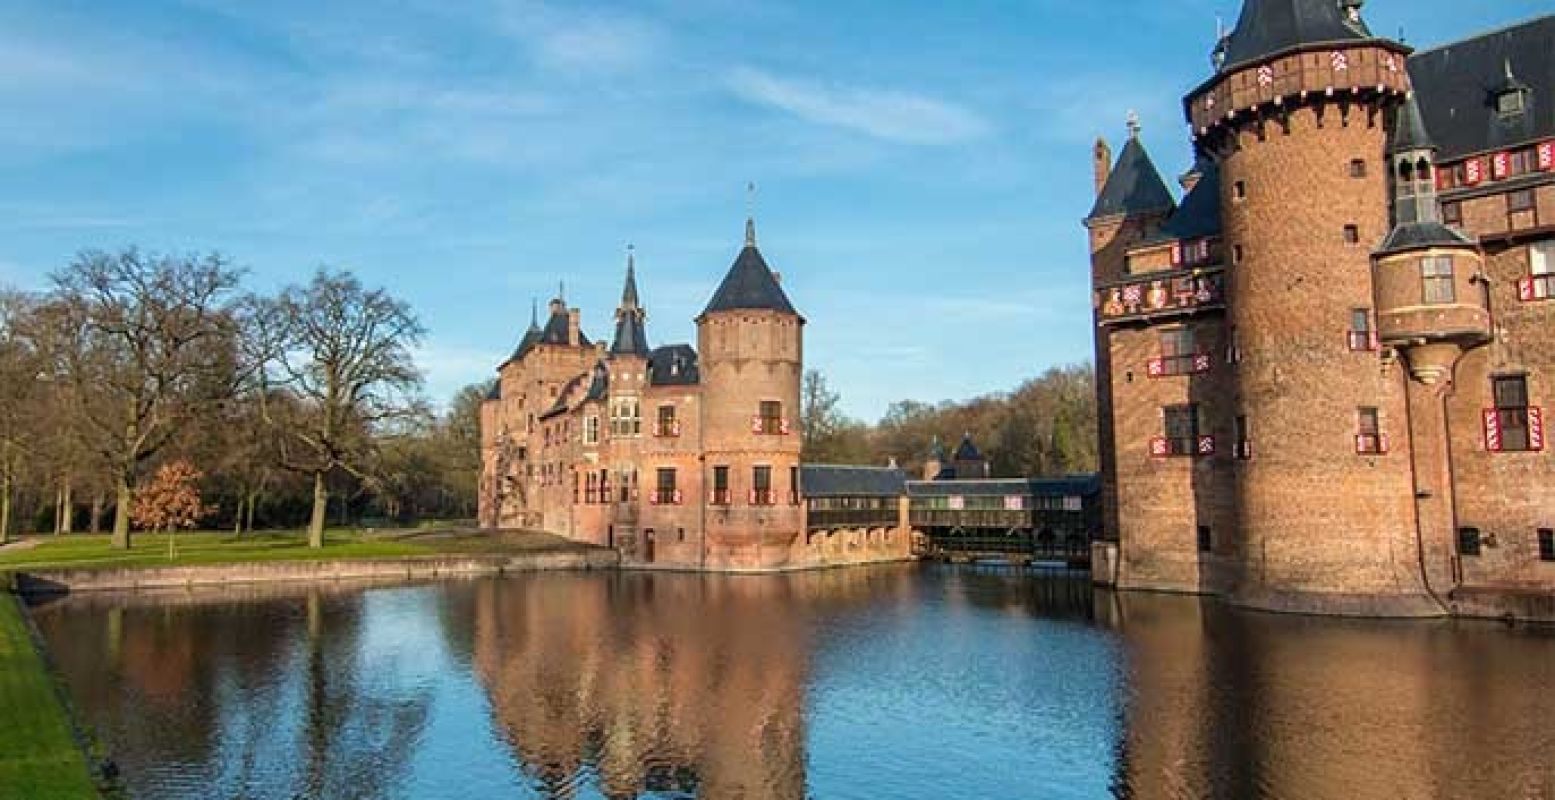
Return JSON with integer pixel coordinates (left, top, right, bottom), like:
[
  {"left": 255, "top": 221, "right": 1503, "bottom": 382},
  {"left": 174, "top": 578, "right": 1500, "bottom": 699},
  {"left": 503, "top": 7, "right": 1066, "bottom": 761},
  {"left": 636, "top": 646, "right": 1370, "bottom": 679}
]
[
  {"left": 1484, "top": 409, "right": 1502, "bottom": 452},
  {"left": 1538, "top": 141, "right": 1554, "bottom": 172},
  {"left": 1531, "top": 407, "right": 1546, "bottom": 451},
  {"left": 1463, "top": 158, "right": 1484, "bottom": 186},
  {"left": 1491, "top": 151, "right": 1511, "bottom": 180},
  {"left": 1149, "top": 437, "right": 1168, "bottom": 458}
]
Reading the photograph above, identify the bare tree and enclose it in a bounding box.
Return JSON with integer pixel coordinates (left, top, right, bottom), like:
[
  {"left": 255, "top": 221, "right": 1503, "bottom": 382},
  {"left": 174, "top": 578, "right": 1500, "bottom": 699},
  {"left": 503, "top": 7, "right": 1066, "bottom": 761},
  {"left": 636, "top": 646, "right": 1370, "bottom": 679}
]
[
  {"left": 257, "top": 269, "right": 424, "bottom": 548},
  {"left": 0, "top": 290, "right": 45, "bottom": 544},
  {"left": 48, "top": 250, "right": 244, "bottom": 549}
]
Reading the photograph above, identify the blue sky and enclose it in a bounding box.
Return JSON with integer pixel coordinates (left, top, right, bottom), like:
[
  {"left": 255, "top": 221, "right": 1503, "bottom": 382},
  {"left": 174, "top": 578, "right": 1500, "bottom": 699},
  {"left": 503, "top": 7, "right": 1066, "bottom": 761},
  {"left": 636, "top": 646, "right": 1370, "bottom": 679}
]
[{"left": 1, "top": 0, "right": 1547, "bottom": 419}]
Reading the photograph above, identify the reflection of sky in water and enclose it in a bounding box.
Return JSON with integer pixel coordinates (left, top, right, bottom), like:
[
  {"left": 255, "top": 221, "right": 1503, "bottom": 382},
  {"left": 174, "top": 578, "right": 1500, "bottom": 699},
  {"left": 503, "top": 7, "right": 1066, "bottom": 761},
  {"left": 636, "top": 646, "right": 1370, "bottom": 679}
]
[
  {"left": 806, "top": 570, "right": 1120, "bottom": 799},
  {"left": 27, "top": 568, "right": 1555, "bottom": 800}
]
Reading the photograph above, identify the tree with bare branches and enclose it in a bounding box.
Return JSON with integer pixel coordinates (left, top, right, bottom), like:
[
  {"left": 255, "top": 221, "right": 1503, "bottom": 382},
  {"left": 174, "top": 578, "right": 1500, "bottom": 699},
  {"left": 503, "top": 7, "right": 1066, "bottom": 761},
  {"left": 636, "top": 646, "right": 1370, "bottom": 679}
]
[
  {"left": 0, "top": 289, "right": 46, "bottom": 545},
  {"left": 255, "top": 269, "right": 425, "bottom": 548},
  {"left": 48, "top": 249, "right": 244, "bottom": 549}
]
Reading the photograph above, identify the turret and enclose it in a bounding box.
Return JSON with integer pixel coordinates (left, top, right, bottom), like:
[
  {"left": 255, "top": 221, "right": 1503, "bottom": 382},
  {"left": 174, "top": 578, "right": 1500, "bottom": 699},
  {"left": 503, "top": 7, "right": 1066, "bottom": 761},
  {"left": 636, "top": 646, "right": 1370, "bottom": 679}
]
[
  {"left": 696, "top": 213, "right": 804, "bottom": 568},
  {"left": 1372, "top": 92, "right": 1489, "bottom": 385}
]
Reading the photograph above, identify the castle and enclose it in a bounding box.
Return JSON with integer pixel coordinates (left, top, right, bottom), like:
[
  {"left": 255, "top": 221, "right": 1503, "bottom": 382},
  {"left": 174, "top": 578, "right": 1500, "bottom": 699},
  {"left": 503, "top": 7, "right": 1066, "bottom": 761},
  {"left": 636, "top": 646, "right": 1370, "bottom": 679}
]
[
  {"left": 1086, "top": 2, "right": 1554, "bottom": 616},
  {"left": 478, "top": 219, "right": 913, "bottom": 570}
]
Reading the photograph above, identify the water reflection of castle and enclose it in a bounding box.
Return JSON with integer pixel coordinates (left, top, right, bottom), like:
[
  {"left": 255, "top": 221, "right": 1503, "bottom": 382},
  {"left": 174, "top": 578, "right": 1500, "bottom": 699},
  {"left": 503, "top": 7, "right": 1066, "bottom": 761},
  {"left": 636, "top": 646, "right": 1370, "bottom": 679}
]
[{"left": 468, "top": 571, "right": 910, "bottom": 798}]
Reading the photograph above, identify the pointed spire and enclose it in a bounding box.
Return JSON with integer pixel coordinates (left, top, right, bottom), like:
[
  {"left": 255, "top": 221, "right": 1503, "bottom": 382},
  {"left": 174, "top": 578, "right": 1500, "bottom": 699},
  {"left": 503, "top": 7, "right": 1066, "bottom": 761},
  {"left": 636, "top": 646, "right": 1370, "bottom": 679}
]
[
  {"left": 1389, "top": 92, "right": 1434, "bottom": 155},
  {"left": 610, "top": 245, "right": 650, "bottom": 358},
  {"left": 529, "top": 297, "right": 539, "bottom": 331},
  {"left": 1126, "top": 110, "right": 1141, "bottom": 140},
  {"left": 622, "top": 244, "right": 641, "bottom": 308},
  {"left": 744, "top": 181, "right": 758, "bottom": 247},
  {"left": 1086, "top": 120, "right": 1175, "bottom": 223}
]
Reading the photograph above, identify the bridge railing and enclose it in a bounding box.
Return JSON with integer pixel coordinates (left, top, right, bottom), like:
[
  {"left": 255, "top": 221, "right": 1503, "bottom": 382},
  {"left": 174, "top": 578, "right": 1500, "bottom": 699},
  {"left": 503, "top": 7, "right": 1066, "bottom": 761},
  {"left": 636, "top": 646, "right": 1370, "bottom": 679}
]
[
  {"left": 909, "top": 509, "right": 1031, "bottom": 530},
  {"left": 807, "top": 509, "right": 898, "bottom": 530}
]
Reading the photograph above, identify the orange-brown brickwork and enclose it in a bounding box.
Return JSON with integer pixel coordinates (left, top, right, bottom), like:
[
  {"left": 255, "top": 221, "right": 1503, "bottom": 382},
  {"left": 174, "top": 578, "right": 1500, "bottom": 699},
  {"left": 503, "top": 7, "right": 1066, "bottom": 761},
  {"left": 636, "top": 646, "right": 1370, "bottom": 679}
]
[
  {"left": 479, "top": 228, "right": 913, "bottom": 572},
  {"left": 1088, "top": 10, "right": 1555, "bottom": 616}
]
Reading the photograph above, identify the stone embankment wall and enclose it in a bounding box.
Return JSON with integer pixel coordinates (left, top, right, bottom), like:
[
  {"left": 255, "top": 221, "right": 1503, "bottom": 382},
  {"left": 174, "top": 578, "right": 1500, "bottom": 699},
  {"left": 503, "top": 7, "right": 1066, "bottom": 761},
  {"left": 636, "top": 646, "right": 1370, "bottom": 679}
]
[{"left": 14, "top": 549, "right": 620, "bottom": 595}]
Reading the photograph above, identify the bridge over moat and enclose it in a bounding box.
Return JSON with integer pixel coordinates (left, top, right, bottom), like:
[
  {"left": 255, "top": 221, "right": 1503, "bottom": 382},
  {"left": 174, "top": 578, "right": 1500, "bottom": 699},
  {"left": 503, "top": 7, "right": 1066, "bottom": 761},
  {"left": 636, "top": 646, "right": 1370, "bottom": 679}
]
[{"left": 907, "top": 476, "right": 1100, "bottom": 568}]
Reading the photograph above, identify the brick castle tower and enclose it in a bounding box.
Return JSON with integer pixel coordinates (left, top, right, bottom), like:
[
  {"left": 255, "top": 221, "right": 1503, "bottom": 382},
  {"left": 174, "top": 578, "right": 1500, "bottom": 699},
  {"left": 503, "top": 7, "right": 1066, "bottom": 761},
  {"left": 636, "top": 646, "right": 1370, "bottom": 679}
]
[
  {"left": 695, "top": 216, "right": 805, "bottom": 568},
  {"left": 1088, "top": 1, "right": 1555, "bottom": 616}
]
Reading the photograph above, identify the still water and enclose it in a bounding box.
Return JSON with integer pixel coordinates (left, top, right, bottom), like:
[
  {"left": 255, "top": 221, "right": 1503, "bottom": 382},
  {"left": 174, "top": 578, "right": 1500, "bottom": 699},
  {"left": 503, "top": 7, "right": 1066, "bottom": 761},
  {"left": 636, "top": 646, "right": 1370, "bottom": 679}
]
[{"left": 26, "top": 566, "right": 1555, "bottom": 800}]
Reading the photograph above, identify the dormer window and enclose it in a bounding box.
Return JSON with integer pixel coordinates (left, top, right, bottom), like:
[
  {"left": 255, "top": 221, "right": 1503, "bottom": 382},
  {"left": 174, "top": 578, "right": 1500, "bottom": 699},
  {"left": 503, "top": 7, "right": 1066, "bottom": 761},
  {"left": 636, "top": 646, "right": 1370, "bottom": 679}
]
[{"left": 1497, "top": 89, "right": 1527, "bottom": 117}]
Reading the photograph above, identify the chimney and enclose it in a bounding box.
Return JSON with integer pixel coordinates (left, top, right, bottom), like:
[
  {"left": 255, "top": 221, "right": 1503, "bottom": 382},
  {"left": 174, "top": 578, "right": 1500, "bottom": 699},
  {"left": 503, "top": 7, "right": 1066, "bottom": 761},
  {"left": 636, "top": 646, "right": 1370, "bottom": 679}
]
[
  {"left": 771, "top": 271, "right": 782, "bottom": 285},
  {"left": 1093, "top": 137, "right": 1113, "bottom": 196},
  {"left": 1179, "top": 169, "right": 1202, "bottom": 193},
  {"left": 567, "top": 308, "right": 581, "bottom": 346}
]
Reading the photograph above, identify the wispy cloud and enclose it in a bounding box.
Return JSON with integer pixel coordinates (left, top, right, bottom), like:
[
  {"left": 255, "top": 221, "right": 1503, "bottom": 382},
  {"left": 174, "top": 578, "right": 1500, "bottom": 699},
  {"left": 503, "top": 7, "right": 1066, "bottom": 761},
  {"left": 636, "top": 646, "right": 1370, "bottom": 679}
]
[
  {"left": 531, "top": 16, "right": 661, "bottom": 73},
  {"left": 726, "top": 67, "right": 991, "bottom": 145}
]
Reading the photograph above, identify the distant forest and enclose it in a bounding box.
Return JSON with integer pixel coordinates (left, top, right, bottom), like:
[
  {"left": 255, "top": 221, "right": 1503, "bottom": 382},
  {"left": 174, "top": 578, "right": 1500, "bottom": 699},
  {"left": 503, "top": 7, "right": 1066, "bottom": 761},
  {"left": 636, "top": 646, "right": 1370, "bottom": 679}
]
[{"left": 801, "top": 364, "right": 1098, "bottom": 479}]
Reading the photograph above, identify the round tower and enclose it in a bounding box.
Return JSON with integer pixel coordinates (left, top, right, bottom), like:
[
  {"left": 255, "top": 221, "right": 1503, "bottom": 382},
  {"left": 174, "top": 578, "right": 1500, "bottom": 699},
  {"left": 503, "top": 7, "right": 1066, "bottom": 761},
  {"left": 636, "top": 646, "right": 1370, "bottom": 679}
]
[
  {"left": 696, "top": 216, "right": 804, "bottom": 569},
  {"left": 1187, "top": 0, "right": 1438, "bottom": 614}
]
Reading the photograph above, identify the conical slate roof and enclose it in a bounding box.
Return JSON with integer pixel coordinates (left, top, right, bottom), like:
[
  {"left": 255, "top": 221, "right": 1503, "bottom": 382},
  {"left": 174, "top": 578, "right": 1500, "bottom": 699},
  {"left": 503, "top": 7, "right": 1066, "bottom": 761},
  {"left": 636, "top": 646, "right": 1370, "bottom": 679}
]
[
  {"left": 701, "top": 219, "right": 798, "bottom": 317},
  {"left": 1086, "top": 136, "right": 1176, "bottom": 223},
  {"left": 610, "top": 252, "right": 651, "bottom": 357},
  {"left": 1220, "top": 0, "right": 1374, "bottom": 73},
  {"left": 1389, "top": 93, "right": 1435, "bottom": 155}
]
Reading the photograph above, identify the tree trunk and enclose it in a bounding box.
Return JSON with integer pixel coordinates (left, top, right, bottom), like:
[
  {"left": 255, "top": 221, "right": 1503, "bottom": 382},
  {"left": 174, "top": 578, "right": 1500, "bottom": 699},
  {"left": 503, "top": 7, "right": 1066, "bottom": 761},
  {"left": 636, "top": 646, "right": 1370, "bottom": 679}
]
[
  {"left": 60, "top": 478, "right": 74, "bottom": 534},
  {"left": 246, "top": 494, "right": 258, "bottom": 534},
  {"left": 1, "top": 461, "right": 12, "bottom": 547},
  {"left": 54, "top": 482, "right": 65, "bottom": 535},
  {"left": 112, "top": 474, "right": 133, "bottom": 550},
  {"left": 90, "top": 490, "right": 105, "bottom": 534},
  {"left": 308, "top": 471, "right": 327, "bottom": 548}
]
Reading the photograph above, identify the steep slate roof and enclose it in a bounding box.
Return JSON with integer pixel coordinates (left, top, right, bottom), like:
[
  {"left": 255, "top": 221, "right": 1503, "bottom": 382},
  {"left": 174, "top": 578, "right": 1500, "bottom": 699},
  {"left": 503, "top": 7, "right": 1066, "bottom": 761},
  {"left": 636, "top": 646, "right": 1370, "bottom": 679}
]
[
  {"left": 485, "top": 380, "right": 502, "bottom": 401},
  {"left": 537, "top": 300, "right": 592, "bottom": 348},
  {"left": 1410, "top": 16, "right": 1555, "bottom": 161},
  {"left": 539, "top": 373, "right": 587, "bottom": 420},
  {"left": 953, "top": 434, "right": 985, "bottom": 462},
  {"left": 648, "top": 345, "right": 700, "bottom": 386},
  {"left": 503, "top": 302, "right": 543, "bottom": 365},
  {"left": 1219, "top": 0, "right": 1374, "bottom": 73},
  {"left": 800, "top": 465, "right": 907, "bottom": 498},
  {"left": 907, "top": 474, "right": 1101, "bottom": 498},
  {"left": 1377, "top": 221, "right": 1474, "bottom": 255},
  {"left": 1156, "top": 163, "right": 1223, "bottom": 242},
  {"left": 1389, "top": 92, "right": 1435, "bottom": 154},
  {"left": 701, "top": 219, "right": 799, "bottom": 317},
  {"left": 1086, "top": 137, "right": 1176, "bottom": 222},
  {"left": 610, "top": 255, "right": 651, "bottom": 358},
  {"left": 584, "top": 363, "right": 609, "bottom": 402}
]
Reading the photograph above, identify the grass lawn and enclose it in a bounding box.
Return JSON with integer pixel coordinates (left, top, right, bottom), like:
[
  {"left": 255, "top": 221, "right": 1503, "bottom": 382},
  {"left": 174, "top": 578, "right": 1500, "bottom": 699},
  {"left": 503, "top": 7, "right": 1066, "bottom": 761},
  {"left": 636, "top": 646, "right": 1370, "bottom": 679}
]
[
  {"left": 0, "top": 595, "right": 100, "bottom": 799},
  {"left": 0, "top": 528, "right": 588, "bottom": 574}
]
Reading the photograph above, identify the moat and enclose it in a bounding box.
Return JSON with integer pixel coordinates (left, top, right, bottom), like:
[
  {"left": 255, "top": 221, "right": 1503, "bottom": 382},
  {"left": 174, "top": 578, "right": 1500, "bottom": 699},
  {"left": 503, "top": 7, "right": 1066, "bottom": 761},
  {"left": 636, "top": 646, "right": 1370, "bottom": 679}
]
[{"left": 27, "top": 566, "right": 1555, "bottom": 800}]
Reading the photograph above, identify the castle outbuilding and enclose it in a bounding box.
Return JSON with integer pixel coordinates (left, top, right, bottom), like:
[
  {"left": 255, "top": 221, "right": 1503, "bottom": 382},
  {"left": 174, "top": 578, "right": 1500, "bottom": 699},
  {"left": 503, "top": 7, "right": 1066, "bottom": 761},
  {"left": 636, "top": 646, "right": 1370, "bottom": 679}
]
[
  {"left": 479, "top": 218, "right": 913, "bottom": 570},
  {"left": 1086, "top": 2, "right": 1554, "bottom": 616}
]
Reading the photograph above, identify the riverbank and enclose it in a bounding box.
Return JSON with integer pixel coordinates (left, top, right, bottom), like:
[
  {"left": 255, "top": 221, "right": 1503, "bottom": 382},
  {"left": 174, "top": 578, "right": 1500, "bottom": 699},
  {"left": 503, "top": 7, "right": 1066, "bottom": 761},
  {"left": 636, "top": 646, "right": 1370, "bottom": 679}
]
[
  {"left": 2, "top": 529, "right": 618, "bottom": 594},
  {"left": 0, "top": 593, "right": 101, "bottom": 798}
]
